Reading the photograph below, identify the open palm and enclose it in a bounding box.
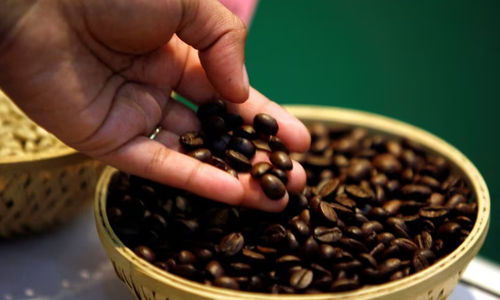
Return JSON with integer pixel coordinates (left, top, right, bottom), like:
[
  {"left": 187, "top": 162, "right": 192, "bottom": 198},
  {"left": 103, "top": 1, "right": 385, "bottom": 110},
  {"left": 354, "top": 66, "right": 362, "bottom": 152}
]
[{"left": 0, "top": 0, "right": 310, "bottom": 211}]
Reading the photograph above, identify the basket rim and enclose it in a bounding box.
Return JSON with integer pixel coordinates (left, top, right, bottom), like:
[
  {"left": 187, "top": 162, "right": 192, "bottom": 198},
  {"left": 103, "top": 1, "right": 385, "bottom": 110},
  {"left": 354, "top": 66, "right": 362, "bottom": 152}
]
[{"left": 95, "top": 105, "right": 490, "bottom": 300}]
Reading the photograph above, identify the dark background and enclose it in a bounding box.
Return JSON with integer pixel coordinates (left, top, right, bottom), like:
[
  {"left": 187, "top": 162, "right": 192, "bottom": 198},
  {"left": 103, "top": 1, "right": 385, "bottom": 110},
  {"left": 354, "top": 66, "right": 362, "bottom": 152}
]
[{"left": 245, "top": 1, "right": 499, "bottom": 262}]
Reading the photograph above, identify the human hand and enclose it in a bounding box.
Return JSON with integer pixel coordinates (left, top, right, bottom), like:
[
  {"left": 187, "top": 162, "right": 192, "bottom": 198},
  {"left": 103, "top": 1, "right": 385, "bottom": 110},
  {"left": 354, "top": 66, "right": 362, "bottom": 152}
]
[{"left": 0, "top": 0, "right": 310, "bottom": 211}]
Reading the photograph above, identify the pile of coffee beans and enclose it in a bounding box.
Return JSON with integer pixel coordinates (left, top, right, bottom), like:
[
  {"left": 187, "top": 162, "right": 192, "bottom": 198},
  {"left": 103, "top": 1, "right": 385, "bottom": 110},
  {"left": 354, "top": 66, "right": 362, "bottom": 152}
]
[
  {"left": 0, "top": 92, "right": 67, "bottom": 157},
  {"left": 107, "top": 119, "right": 476, "bottom": 294},
  {"left": 179, "top": 100, "right": 292, "bottom": 199}
]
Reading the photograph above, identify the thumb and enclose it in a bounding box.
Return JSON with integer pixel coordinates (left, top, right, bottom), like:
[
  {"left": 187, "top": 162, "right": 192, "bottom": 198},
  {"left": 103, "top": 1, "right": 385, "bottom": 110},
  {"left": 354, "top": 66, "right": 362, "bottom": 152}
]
[{"left": 176, "top": 0, "right": 249, "bottom": 103}]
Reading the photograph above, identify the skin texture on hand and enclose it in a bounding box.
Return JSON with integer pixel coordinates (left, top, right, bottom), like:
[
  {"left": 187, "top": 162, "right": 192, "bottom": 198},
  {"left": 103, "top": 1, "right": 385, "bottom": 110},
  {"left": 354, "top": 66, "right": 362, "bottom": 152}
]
[{"left": 0, "top": 0, "right": 310, "bottom": 211}]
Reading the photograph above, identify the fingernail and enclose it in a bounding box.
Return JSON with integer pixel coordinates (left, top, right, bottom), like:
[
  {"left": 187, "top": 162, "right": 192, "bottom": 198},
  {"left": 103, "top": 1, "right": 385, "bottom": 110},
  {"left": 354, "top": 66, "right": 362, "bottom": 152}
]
[{"left": 242, "top": 63, "right": 249, "bottom": 87}]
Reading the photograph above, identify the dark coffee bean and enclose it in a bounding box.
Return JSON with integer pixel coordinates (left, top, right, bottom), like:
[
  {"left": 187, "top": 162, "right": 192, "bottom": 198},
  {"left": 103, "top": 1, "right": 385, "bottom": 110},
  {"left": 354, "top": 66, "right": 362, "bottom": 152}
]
[
  {"left": 252, "top": 139, "right": 272, "bottom": 152},
  {"left": 234, "top": 125, "right": 257, "bottom": 140},
  {"left": 289, "top": 219, "right": 310, "bottom": 238},
  {"left": 260, "top": 174, "right": 286, "bottom": 200},
  {"left": 254, "top": 113, "right": 279, "bottom": 135},
  {"left": 371, "top": 173, "right": 388, "bottom": 186},
  {"left": 386, "top": 217, "right": 410, "bottom": 238},
  {"left": 206, "top": 260, "right": 225, "bottom": 279},
  {"left": 224, "top": 113, "right": 243, "bottom": 130},
  {"left": 174, "top": 264, "right": 198, "bottom": 279},
  {"left": 335, "top": 137, "right": 357, "bottom": 154},
  {"left": 373, "top": 154, "right": 402, "bottom": 174},
  {"left": 134, "top": 245, "right": 156, "bottom": 262},
  {"left": 305, "top": 155, "right": 331, "bottom": 169},
  {"left": 318, "top": 244, "right": 338, "bottom": 260},
  {"left": 380, "top": 200, "right": 400, "bottom": 217},
  {"left": 361, "top": 221, "right": 384, "bottom": 236},
  {"left": 197, "top": 100, "right": 226, "bottom": 120},
  {"left": 226, "top": 168, "right": 239, "bottom": 178},
  {"left": 314, "top": 226, "right": 342, "bottom": 243},
  {"left": 319, "top": 169, "right": 335, "bottom": 181},
  {"left": 270, "top": 168, "right": 288, "bottom": 185},
  {"left": 248, "top": 275, "right": 265, "bottom": 291},
  {"left": 269, "top": 284, "right": 295, "bottom": 294},
  {"left": 219, "top": 232, "right": 245, "bottom": 256},
  {"left": 401, "top": 184, "right": 432, "bottom": 199},
  {"left": 445, "top": 194, "right": 467, "bottom": 209},
  {"left": 180, "top": 132, "right": 204, "bottom": 150},
  {"left": 455, "top": 202, "right": 477, "bottom": 218},
  {"left": 418, "top": 176, "right": 441, "bottom": 190},
  {"left": 242, "top": 248, "right": 266, "bottom": 262},
  {"left": 370, "top": 243, "right": 386, "bottom": 259},
  {"left": 412, "top": 249, "right": 435, "bottom": 272},
  {"left": 391, "top": 238, "right": 418, "bottom": 253},
  {"left": 196, "top": 249, "right": 213, "bottom": 262},
  {"left": 358, "top": 253, "right": 377, "bottom": 268},
  {"left": 345, "top": 184, "right": 375, "bottom": 201},
  {"left": 270, "top": 151, "right": 293, "bottom": 171},
  {"left": 289, "top": 268, "right": 314, "bottom": 290},
  {"left": 331, "top": 276, "right": 360, "bottom": 292},
  {"left": 333, "top": 259, "right": 362, "bottom": 271},
  {"left": 251, "top": 162, "right": 272, "bottom": 178},
  {"left": 256, "top": 245, "right": 278, "bottom": 255},
  {"left": 340, "top": 237, "right": 369, "bottom": 253},
  {"left": 269, "top": 136, "right": 289, "bottom": 153},
  {"left": 368, "top": 207, "right": 389, "bottom": 221},
  {"left": 202, "top": 115, "right": 226, "bottom": 136},
  {"left": 346, "top": 159, "right": 371, "bottom": 181},
  {"left": 107, "top": 207, "right": 123, "bottom": 224},
  {"left": 229, "top": 262, "right": 252, "bottom": 275},
  {"left": 344, "top": 226, "right": 364, "bottom": 240},
  {"left": 276, "top": 255, "right": 301, "bottom": 268},
  {"left": 303, "top": 236, "right": 320, "bottom": 257},
  {"left": 377, "top": 232, "right": 395, "bottom": 245},
  {"left": 427, "top": 192, "right": 445, "bottom": 206},
  {"left": 379, "top": 258, "right": 402, "bottom": 276},
  {"left": 286, "top": 230, "right": 300, "bottom": 251},
  {"left": 318, "top": 201, "right": 338, "bottom": 224},
  {"left": 229, "top": 136, "right": 256, "bottom": 159},
  {"left": 264, "top": 224, "right": 287, "bottom": 244},
  {"left": 225, "top": 150, "right": 252, "bottom": 172},
  {"left": 439, "top": 222, "right": 461, "bottom": 236},
  {"left": 187, "top": 148, "right": 212, "bottom": 162},
  {"left": 177, "top": 250, "right": 197, "bottom": 265},
  {"left": 214, "top": 276, "right": 240, "bottom": 290},
  {"left": 209, "top": 156, "right": 229, "bottom": 170},
  {"left": 300, "top": 209, "right": 311, "bottom": 224},
  {"left": 317, "top": 178, "right": 340, "bottom": 198},
  {"left": 386, "top": 179, "right": 401, "bottom": 194},
  {"left": 419, "top": 206, "right": 449, "bottom": 219},
  {"left": 415, "top": 231, "right": 433, "bottom": 249},
  {"left": 206, "top": 134, "right": 231, "bottom": 156}
]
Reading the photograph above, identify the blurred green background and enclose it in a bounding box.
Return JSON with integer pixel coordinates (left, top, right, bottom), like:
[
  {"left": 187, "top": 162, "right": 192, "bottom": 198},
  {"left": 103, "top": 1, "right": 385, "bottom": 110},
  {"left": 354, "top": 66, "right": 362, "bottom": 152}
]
[{"left": 246, "top": 1, "right": 499, "bottom": 262}]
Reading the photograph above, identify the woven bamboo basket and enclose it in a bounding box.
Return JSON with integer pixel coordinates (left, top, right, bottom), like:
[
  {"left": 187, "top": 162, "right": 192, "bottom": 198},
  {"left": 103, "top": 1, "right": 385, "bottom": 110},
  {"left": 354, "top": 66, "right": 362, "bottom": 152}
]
[
  {"left": 0, "top": 92, "right": 104, "bottom": 237},
  {"left": 95, "top": 106, "right": 490, "bottom": 300}
]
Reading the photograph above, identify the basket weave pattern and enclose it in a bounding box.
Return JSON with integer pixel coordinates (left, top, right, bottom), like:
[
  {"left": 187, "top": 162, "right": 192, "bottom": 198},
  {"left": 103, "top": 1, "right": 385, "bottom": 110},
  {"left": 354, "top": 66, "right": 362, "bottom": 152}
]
[{"left": 0, "top": 158, "right": 103, "bottom": 237}]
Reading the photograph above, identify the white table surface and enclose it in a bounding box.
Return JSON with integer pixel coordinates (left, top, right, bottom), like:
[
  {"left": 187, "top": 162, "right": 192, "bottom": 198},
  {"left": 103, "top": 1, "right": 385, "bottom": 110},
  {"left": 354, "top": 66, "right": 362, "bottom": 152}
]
[{"left": 0, "top": 206, "right": 498, "bottom": 300}]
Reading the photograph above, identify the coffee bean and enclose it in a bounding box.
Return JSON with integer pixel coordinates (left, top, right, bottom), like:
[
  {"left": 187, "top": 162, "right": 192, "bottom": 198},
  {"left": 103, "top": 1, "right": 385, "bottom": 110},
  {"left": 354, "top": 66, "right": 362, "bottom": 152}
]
[
  {"left": 346, "top": 184, "right": 375, "bottom": 201},
  {"left": 300, "top": 209, "right": 311, "bottom": 224},
  {"left": 242, "top": 248, "right": 266, "bottom": 262},
  {"left": 134, "top": 245, "right": 156, "bottom": 262},
  {"left": 202, "top": 115, "right": 226, "bottom": 136},
  {"left": 180, "top": 132, "right": 204, "bottom": 150},
  {"left": 290, "top": 268, "right": 314, "bottom": 290},
  {"left": 318, "top": 244, "right": 338, "bottom": 260},
  {"left": 219, "top": 232, "right": 245, "bottom": 256},
  {"left": 340, "top": 237, "right": 369, "bottom": 253},
  {"left": 379, "top": 258, "right": 402, "bottom": 276},
  {"left": 373, "top": 153, "right": 402, "bottom": 174},
  {"left": 370, "top": 243, "right": 386, "bottom": 259},
  {"left": 269, "top": 136, "right": 289, "bottom": 153},
  {"left": 225, "top": 150, "right": 252, "bottom": 172},
  {"left": 206, "top": 134, "right": 231, "bottom": 156},
  {"left": 344, "top": 226, "right": 364, "bottom": 240},
  {"left": 196, "top": 249, "right": 213, "bottom": 262},
  {"left": 439, "top": 222, "right": 461, "bottom": 236},
  {"left": 318, "top": 201, "right": 338, "bottom": 224},
  {"left": 209, "top": 156, "right": 229, "bottom": 171},
  {"left": 377, "top": 232, "right": 395, "bottom": 245},
  {"left": 197, "top": 100, "right": 226, "bottom": 120},
  {"left": 256, "top": 245, "right": 278, "bottom": 256},
  {"left": 254, "top": 113, "right": 279, "bottom": 135},
  {"left": 445, "top": 194, "right": 467, "bottom": 209},
  {"left": 317, "top": 178, "right": 340, "bottom": 198},
  {"left": 419, "top": 206, "right": 449, "bottom": 219},
  {"left": 412, "top": 249, "right": 435, "bottom": 272},
  {"left": 264, "top": 224, "right": 287, "bottom": 244},
  {"left": 261, "top": 174, "right": 286, "bottom": 199},
  {"left": 391, "top": 238, "right": 418, "bottom": 253},
  {"left": 333, "top": 259, "right": 362, "bottom": 271},
  {"left": 214, "top": 276, "right": 240, "bottom": 290},
  {"left": 251, "top": 162, "right": 272, "bottom": 178},
  {"left": 188, "top": 148, "right": 212, "bottom": 162},
  {"left": 331, "top": 276, "right": 360, "bottom": 292},
  {"left": 415, "top": 231, "right": 433, "bottom": 249},
  {"left": 224, "top": 113, "right": 243, "bottom": 130},
  {"left": 174, "top": 264, "right": 198, "bottom": 279},
  {"left": 303, "top": 236, "right": 320, "bottom": 257},
  {"left": 346, "top": 159, "right": 371, "bottom": 181},
  {"left": 286, "top": 230, "right": 300, "bottom": 251},
  {"left": 358, "top": 253, "right": 377, "bottom": 268},
  {"left": 276, "top": 255, "right": 301, "bottom": 269},
  {"left": 428, "top": 193, "right": 445, "bottom": 206},
  {"left": 386, "top": 217, "right": 410, "bottom": 238},
  {"left": 361, "top": 221, "right": 384, "bottom": 236},
  {"left": 270, "top": 168, "right": 288, "bottom": 185},
  {"left": 234, "top": 125, "right": 257, "bottom": 140},
  {"left": 314, "top": 226, "right": 342, "bottom": 243},
  {"left": 383, "top": 199, "right": 402, "bottom": 216},
  {"left": 401, "top": 184, "right": 432, "bottom": 199},
  {"left": 178, "top": 250, "right": 197, "bottom": 265},
  {"left": 206, "top": 260, "right": 225, "bottom": 279},
  {"left": 270, "top": 151, "right": 293, "bottom": 171},
  {"left": 289, "top": 219, "right": 310, "bottom": 238},
  {"left": 229, "top": 262, "right": 252, "bottom": 275},
  {"left": 229, "top": 136, "right": 256, "bottom": 159}
]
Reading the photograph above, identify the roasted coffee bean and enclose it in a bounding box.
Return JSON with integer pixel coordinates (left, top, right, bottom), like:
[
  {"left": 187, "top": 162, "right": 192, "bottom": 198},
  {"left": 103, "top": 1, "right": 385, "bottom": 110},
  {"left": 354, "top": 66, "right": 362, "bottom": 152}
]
[
  {"left": 346, "top": 184, "right": 375, "bottom": 201},
  {"left": 229, "top": 262, "right": 252, "bottom": 275},
  {"left": 300, "top": 209, "right": 311, "bottom": 224},
  {"left": 187, "top": 148, "right": 212, "bottom": 162},
  {"left": 419, "top": 206, "right": 449, "bottom": 219},
  {"left": 270, "top": 168, "right": 288, "bottom": 185},
  {"left": 209, "top": 155, "right": 229, "bottom": 170},
  {"left": 401, "top": 184, "right": 432, "bottom": 199},
  {"left": 318, "top": 244, "right": 338, "bottom": 260},
  {"left": 261, "top": 174, "right": 286, "bottom": 199},
  {"left": 455, "top": 202, "right": 477, "bottom": 218},
  {"left": 270, "top": 151, "right": 293, "bottom": 171},
  {"left": 264, "top": 224, "right": 287, "bottom": 244},
  {"left": 180, "top": 132, "right": 204, "bottom": 150},
  {"left": 373, "top": 153, "right": 402, "bottom": 174},
  {"left": 276, "top": 255, "right": 301, "bottom": 269},
  {"left": 415, "top": 231, "right": 433, "bottom": 249},
  {"left": 370, "top": 243, "right": 386, "bottom": 259},
  {"left": 412, "top": 249, "right": 435, "bottom": 272},
  {"left": 290, "top": 268, "right": 314, "bottom": 290},
  {"left": 242, "top": 248, "right": 266, "bottom": 262},
  {"left": 178, "top": 250, "right": 197, "bottom": 265},
  {"left": 228, "top": 136, "right": 256, "bottom": 159},
  {"left": 427, "top": 193, "right": 445, "bottom": 206},
  {"left": 206, "top": 134, "right": 231, "bottom": 156},
  {"left": 225, "top": 150, "right": 252, "bottom": 172},
  {"left": 256, "top": 245, "right": 278, "bottom": 255},
  {"left": 134, "top": 245, "right": 156, "bottom": 262},
  {"left": 358, "top": 253, "right": 377, "bottom": 268},
  {"left": 317, "top": 178, "right": 340, "bottom": 198},
  {"left": 214, "top": 276, "right": 240, "bottom": 290},
  {"left": 289, "top": 219, "right": 310, "bottom": 238},
  {"left": 346, "top": 159, "right": 371, "bottom": 181},
  {"left": 445, "top": 194, "right": 467, "bottom": 209},
  {"left": 377, "top": 232, "right": 395, "bottom": 245},
  {"left": 340, "top": 237, "right": 369, "bottom": 253},
  {"left": 331, "top": 276, "right": 360, "bottom": 292},
  {"left": 269, "top": 136, "right": 288, "bottom": 153},
  {"left": 303, "top": 236, "right": 320, "bottom": 257},
  {"left": 379, "top": 258, "right": 402, "bottom": 276},
  {"left": 234, "top": 125, "right": 257, "bottom": 140},
  {"left": 196, "top": 249, "right": 213, "bottom": 262},
  {"left": 286, "top": 230, "right": 300, "bottom": 251},
  {"left": 174, "top": 264, "right": 198, "bottom": 279},
  {"left": 439, "top": 222, "right": 461, "bottom": 236},
  {"left": 251, "top": 162, "right": 272, "bottom": 178},
  {"left": 254, "top": 113, "right": 279, "bottom": 135},
  {"left": 206, "top": 260, "right": 225, "bottom": 279},
  {"left": 333, "top": 259, "right": 362, "bottom": 271},
  {"left": 197, "top": 100, "right": 225, "bottom": 120},
  {"left": 224, "top": 113, "right": 243, "bottom": 130},
  {"left": 386, "top": 217, "right": 410, "bottom": 238},
  {"left": 314, "top": 226, "right": 342, "bottom": 243},
  {"left": 318, "top": 202, "right": 338, "bottom": 224},
  {"left": 361, "top": 221, "right": 384, "bottom": 236},
  {"left": 391, "top": 238, "right": 418, "bottom": 253},
  {"left": 344, "top": 226, "right": 364, "bottom": 240},
  {"left": 219, "top": 232, "right": 245, "bottom": 256},
  {"left": 202, "top": 115, "right": 226, "bottom": 136}
]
